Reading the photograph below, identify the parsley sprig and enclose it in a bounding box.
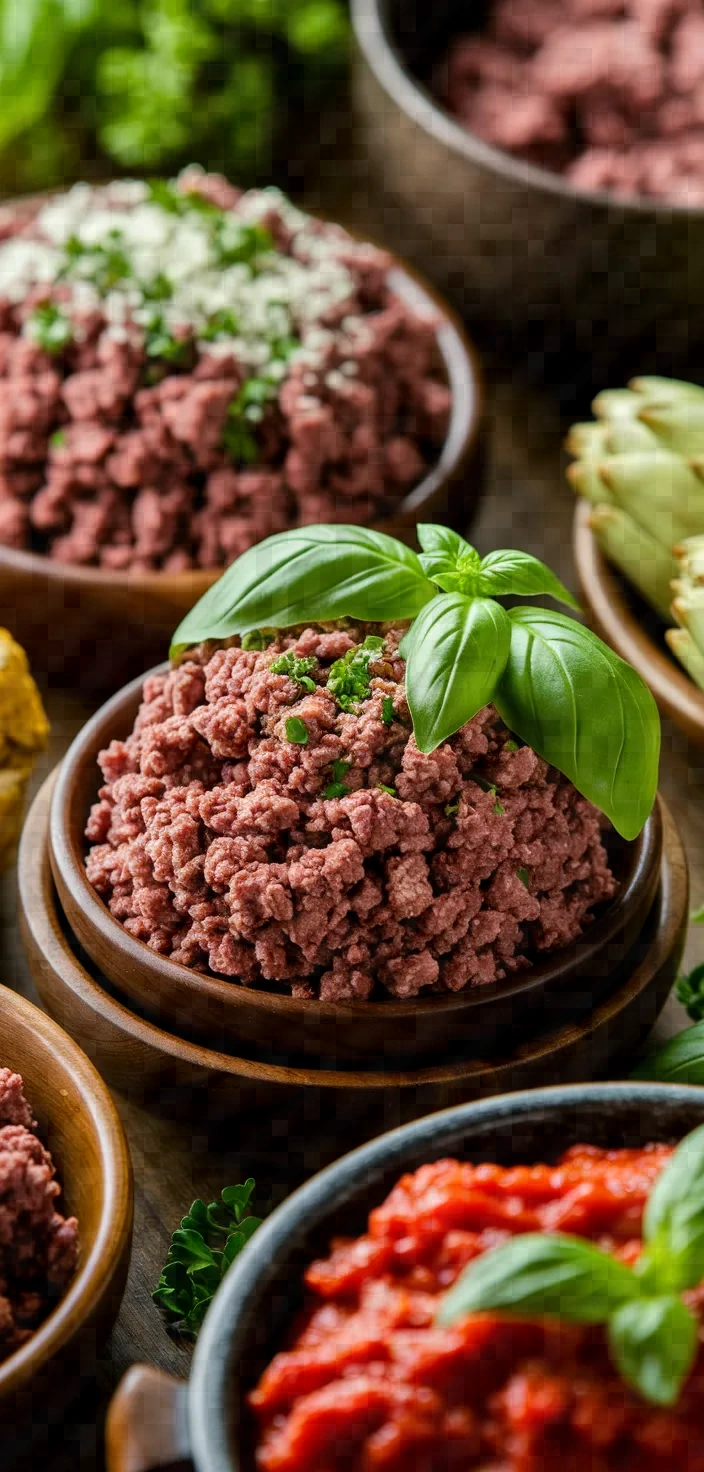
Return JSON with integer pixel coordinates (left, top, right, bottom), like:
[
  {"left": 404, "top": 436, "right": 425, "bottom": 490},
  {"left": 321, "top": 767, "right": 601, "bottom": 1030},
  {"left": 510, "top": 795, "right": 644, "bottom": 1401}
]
[
  {"left": 26, "top": 301, "right": 72, "bottom": 355},
  {"left": 153, "top": 1180, "right": 261, "bottom": 1336}
]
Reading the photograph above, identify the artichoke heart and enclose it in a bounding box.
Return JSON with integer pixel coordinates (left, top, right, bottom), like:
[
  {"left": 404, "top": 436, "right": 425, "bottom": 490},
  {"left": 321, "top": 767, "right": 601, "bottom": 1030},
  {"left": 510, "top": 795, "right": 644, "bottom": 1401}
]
[{"left": 0, "top": 629, "right": 49, "bottom": 870}]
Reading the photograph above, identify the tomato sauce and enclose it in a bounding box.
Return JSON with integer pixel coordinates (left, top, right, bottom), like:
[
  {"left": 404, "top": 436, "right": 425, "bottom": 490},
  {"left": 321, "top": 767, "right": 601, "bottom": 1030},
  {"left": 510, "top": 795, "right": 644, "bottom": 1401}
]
[{"left": 250, "top": 1145, "right": 704, "bottom": 1471}]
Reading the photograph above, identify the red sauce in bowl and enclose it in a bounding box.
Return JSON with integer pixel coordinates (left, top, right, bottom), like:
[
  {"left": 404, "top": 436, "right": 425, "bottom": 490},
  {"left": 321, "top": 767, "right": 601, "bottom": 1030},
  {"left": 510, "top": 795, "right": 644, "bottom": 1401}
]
[{"left": 250, "top": 1146, "right": 704, "bottom": 1470}]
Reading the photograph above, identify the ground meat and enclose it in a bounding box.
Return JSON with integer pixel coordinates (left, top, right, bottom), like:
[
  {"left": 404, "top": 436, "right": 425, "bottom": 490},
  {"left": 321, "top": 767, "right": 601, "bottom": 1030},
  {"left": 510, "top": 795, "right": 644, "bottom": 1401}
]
[
  {"left": 0, "top": 173, "right": 450, "bottom": 571},
  {"left": 0, "top": 1070, "right": 79, "bottom": 1364},
  {"left": 442, "top": 0, "right": 704, "bottom": 204},
  {"left": 85, "top": 624, "right": 616, "bottom": 1001}
]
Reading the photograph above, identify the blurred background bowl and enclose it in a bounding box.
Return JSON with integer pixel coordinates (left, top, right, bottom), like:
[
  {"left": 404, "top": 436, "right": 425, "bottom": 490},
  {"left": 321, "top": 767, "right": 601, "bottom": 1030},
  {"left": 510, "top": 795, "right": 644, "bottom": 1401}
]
[{"left": 351, "top": 0, "right": 704, "bottom": 378}]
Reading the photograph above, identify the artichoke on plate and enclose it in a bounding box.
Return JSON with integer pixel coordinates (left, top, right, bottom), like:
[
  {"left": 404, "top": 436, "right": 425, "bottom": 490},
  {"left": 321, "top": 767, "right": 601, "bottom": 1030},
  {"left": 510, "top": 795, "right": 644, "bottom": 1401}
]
[
  {"left": 567, "top": 377, "right": 704, "bottom": 691},
  {"left": 0, "top": 630, "right": 49, "bottom": 871}
]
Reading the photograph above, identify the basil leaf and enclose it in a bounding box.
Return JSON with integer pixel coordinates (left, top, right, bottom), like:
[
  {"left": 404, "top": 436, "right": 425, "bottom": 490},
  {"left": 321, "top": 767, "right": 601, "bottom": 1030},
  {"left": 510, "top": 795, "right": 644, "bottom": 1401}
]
[
  {"left": 637, "top": 1124, "right": 704, "bottom": 1294},
  {"left": 171, "top": 526, "right": 436, "bottom": 657},
  {"left": 495, "top": 607, "right": 660, "bottom": 840},
  {"left": 632, "top": 1022, "right": 704, "bottom": 1084},
  {"left": 416, "top": 523, "right": 481, "bottom": 594},
  {"left": 477, "top": 550, "right": 579, "bottom": 609},
  {"left": 608, "top": 1296, "right": 698, "bottom": 1407},
  {"left": 436, "top": 1233, "right": 638, "bottom": 1327},
  {"left": 406, "top": 594, "right": 511, "bottom": 754}
]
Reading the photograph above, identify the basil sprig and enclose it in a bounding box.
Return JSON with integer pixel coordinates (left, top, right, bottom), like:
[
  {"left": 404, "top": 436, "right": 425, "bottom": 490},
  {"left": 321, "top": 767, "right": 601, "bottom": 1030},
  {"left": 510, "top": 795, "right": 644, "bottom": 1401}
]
[
  {"left": 437, "top": 1124, "right": 704, "bottom": 1407},
  {"left": 170, "top": 522, "right": 660, "bottom": 839}
]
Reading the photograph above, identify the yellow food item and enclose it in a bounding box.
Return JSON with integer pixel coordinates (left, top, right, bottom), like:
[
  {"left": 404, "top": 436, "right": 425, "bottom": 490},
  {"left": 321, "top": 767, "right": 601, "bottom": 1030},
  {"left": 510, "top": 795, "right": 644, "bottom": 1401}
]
[{"left": 0, "top": 630, "right": 49, "bottom": 871}]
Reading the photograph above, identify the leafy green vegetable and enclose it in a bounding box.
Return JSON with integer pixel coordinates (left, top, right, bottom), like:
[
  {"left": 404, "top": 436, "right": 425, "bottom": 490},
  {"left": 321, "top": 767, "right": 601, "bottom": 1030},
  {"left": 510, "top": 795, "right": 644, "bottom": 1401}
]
[
  {"left": 269, "top": 650, "right": 317, "bottom": 691},
  {"left": 61, "top": 230, "right": 132, "bottom": 291},
  {"left": 633, "top": 1020, "right": 704, "bottom": 1083},
  {"left": 676, "top": 962, "right": 704, "bottom": 1022},
  {"left": 144, "top": 312, "right": 191, "bottom": 365},
  {"left": 691, "top": 904, "right": 704, "bottom": 924},
  {"left": 170, "top": 527, "right": 436, "bottom": 656},
  {"left": 377, "top": 783, "right": 396, "bottom": 797},
  {"left": 170, "top": 523, "right": 660, "bottom": 840},
  {"left": 324, "top": 758, "right": 351, "bottom": 800},
  {"left": 26, "top": 301, "right": 72, "bottom": 354},
  {"left": 327, "top": 636, "right": 384, "bottom": 713},
  {"left": 241, "top": 630, "right": 268, "bottom": 650},
  {"left": 495, "top": 607, "right": 660, "bottom": 840},
  {"left": 405, "top": 595, "right": 511, "bottom": 754},
  {"left": 445, "top": 799, "right": 460, "bottom": 817},
  {"left": 49, "top": 429, "right": 66, "bottom": 449},
  {"left": 153, "top": 1179, "right": 261, "bottom": 1335},
  {"left": 285, "top": 716, "right": 308, "bottom": 745},
  {"left": 381, "top": 696, "right": 395, "bottom": 727},
  {"left": 516, "top": 866, "right": 530, "bottom": 887},
  {"left": 213, "top": 219, "right": 273, "bottom": 270},
  {"left": 200, "top": 307, "right": 240, "bottom": 342},
  {"left": 438, "top": 1128, "right": 704, "bottom": 1406}
]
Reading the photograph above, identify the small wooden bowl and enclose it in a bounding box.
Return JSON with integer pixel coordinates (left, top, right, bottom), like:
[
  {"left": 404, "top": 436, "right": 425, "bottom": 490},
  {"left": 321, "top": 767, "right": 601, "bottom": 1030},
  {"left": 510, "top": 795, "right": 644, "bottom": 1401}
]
[
  {"left": 0, "top": 982, "right": 132, "bottom": 1426},
  {"left": 105, "top": 1079, "right": 704, "bottom": 1472},
  {"left": 49, "top": 675, "right": 665, "bottom": 1064},
  {"left": 0, "top": 227, "right": 483, "bottom": 695},
  {"left": 573, "top": 500, "right": 704, "bottom": 745},
  {"left": 24, "top": 774, "right": 685, "bottom": 1119}
]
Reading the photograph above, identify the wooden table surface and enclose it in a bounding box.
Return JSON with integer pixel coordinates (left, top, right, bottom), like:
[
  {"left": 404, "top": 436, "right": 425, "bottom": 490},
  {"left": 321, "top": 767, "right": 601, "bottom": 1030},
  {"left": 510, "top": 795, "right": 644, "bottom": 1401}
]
[{"left": 3, "top": 147, "right": 704, "bottom": 1470}]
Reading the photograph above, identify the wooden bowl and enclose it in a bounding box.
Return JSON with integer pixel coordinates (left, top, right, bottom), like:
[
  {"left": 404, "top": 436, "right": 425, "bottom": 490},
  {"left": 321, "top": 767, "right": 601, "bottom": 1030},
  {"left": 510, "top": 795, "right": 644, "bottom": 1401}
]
[
  {"left": 573, "top": 499, "right": 704, "bottom": 745},
  {"left": 23, "top": 774, "right": 686, "bottom": 1121},
  {"left": 351, "top": 0, "right": 704, "bottom": 371},
  {"left": 0, "top": 982, "right": 132, "bottom": 1426},
  {"left": 49, "top": 676, "right": 665, "bottom": 1064},
  {"left": 0, "top": 218, "right": 483, "bottom": 695},
  {"left": 105, "top": 1079, "right": 704, "bottom": 1472}
]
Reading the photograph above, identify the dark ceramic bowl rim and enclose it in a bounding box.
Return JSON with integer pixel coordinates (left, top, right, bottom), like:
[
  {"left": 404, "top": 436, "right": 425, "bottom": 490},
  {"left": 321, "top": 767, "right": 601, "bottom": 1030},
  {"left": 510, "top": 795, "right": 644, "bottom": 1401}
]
[
  {"left": 50, "top": 663, "right": 663, "bottom": 1032},
  {"left": 188, "top": 1081, "right": 704, "bottom": 1471},
  {"left": 0, "top": 205, "right": 482, "bottom": 587},
  {"left": 351, "top": 0, "right": 704, "bottom": 221}
]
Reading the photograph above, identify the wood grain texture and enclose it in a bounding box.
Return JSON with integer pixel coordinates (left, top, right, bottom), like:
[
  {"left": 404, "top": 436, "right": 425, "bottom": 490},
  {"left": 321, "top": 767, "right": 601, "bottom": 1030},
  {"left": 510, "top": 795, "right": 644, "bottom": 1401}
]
[
  {"left": 48, "top": 687, "right": 663, "bottom": 1061},
  {"left": 574, "top": 499, "right": 704, "bottom": 740},
  {"left": 20, "top": 772, "right": 687, "bottom": 1120},
  {"left": 0, "top": 985, "right": 132, "bottom": 1429}
]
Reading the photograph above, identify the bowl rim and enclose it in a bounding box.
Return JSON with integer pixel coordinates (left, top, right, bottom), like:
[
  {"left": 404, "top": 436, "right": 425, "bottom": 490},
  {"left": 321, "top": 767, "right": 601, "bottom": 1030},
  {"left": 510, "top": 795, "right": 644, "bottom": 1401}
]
[
  {"left": 50, "top": 663, "right": 663, "bottom": 1034},
  {"left": 573, "top": 499, "right": 704, "bottom": 739},
  {"left": 351, "top": 0, "right": 704, "bottom": 222},
  {"left": 0, "top": 982, "right": 132, "bottom": 1398},
  {"left": 0, "top": 193, "right": 483, "bottom": 590},
  {"left": 189, "top": 1080, "right": 704, "bottom": 1471}
]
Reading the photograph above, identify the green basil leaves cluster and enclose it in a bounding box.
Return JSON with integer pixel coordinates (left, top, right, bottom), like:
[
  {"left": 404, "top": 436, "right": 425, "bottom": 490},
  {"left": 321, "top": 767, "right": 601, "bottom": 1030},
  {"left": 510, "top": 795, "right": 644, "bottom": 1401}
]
[
  {"left": 437, "top": 1124, "right": 704, "bottom": 1407},
  {"left": 171, "top": 522, "right": 660, "bottom": 839}
]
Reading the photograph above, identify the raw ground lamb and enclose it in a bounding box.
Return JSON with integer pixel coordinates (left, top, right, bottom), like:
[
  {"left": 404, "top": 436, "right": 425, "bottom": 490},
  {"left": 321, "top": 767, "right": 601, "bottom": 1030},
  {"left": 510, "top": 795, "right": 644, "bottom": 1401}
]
[
  {"left": 85, "top": 624, "right": 616, "bottom": 1002},
  {"left": 0, "top": 172, "right": 450, "bottom": 572},
  {"left": 443, "top": 0, "right": 704, "bottom": 203},
  {"left": 0, "top": 1069, "right": 79, "bottom": 1363}
]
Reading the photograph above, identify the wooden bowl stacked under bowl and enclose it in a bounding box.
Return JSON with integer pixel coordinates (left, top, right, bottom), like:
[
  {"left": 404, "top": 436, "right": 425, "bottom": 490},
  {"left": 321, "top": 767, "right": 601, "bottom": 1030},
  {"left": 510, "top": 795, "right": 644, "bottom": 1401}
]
[
  {"left": 0, "top": 983, "right": 132, "bottom": 1430},
  {"left": 105, "top": 1081, "right": 704, "bottom": 1472},
  {"left": 48, "top": 664, "right": 667, "bottom": 1065},
  {"left": 573, "top": 499, "right": 704, "bottom": 746},
  {"left": 0, "top": 200, "right": 484, "bottom": 695}
]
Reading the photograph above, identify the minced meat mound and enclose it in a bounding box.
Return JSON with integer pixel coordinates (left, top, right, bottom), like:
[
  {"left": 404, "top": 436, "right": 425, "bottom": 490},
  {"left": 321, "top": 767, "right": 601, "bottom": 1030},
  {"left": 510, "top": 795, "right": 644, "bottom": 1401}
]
[
  {"left": 442, "top": 0, "right": 704, "bottom": 204},
  {"left": 0, "top": 171, "right": 450, "bottom": 571},
  {"left": 0, "top": 1069, "right": 79, "bottom": 1363},
  {"left": 85, "top": 625, "right": 616, "bottom": 1002}
]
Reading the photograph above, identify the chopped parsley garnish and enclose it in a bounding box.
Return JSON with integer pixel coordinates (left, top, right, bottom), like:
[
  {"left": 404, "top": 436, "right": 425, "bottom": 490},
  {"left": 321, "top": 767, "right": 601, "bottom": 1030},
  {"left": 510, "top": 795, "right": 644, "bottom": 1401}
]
[
  {"left": 270, "top": 651, "right": 317, "bottom": 691},
  {"left": 327, "top": 636, "right": 384, "bottom": 712},
  {"left": 223, "top": 340, "right": 297, "bottom": 463},
  {"left": 241, "top": 630, "right": 269, "bottom": 651},
  {"left": 49, "top": 428, "right": 66, "bottom": 448},
  {"left": 26, "top": 302, "right": 72, "bottom": 355},
  {"left": 377, "top": 783, "right": 397, "bottom": 798},
  {"left": 381, "top": 696, "right": 395, "bottom": 727},
  {"left": 142, "top": 271, "right": 173, "bottom": 303},
  {"left": 445, "top": 799, "right": 460, "bottom": 817},
  {"left": 474, "top": 776, "right": 503, "bottom": 813},
  {"left": 324, "top": 759, "right": 351, "bottom": 800},
  {"left": 504, "top": 740, "right": 519, "bottom": 752},
  {"left": 214, "top": 220, "right": 274, "bottom": 270},
  {"left": 62, "top": 231, "right": 132, "bottom": 292},
  {"left": 493, "top": 797, "right": 505, "bottom": 816},
  {"left": 285, "top": 716, "right": 309, "bottom": 745},
  {"left": 517, "top": 867, "right": 530, "bottom": 888},
  {"left": 146, "top": 179, "right": 222, "bottom": 216},
  {"left": 144, "top": 313, "right": 192, "bottom": 366},
  {"left": 200, "top": 308, "right": 240, "bottom": 341}
]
